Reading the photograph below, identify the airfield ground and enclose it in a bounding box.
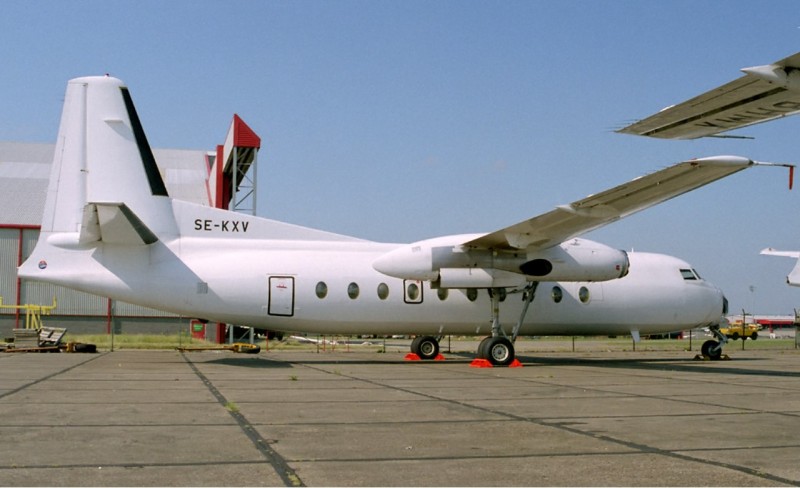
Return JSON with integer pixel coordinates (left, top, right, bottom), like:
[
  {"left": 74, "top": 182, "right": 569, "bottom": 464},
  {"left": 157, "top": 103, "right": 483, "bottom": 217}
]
[{"left": 1, "top": 342, "right": 799, "bottom": 486}]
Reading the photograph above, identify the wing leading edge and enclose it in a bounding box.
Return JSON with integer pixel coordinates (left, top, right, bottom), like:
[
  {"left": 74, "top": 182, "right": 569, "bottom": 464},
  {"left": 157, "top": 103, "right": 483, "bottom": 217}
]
[
  {"left": 617, "top": 51, "right": 800, "bottom": 139},
  {"left": 463, "top": 156, "right": 756, "bottom": 251}
]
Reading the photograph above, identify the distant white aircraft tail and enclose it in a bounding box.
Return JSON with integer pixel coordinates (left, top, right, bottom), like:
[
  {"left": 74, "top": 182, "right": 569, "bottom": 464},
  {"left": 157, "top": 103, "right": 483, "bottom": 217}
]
[
  {"left": 761, "top": 248, "right": 800, "bottom": 286},
  {"left": 40, "top": 76, "right": 177, "bottom": 246}
]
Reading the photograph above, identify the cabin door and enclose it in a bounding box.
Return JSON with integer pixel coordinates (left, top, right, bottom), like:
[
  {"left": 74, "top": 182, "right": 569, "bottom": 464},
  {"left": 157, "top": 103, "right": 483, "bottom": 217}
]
[{"left": 268, "top": 276, "right": 295, "bottom": 316}]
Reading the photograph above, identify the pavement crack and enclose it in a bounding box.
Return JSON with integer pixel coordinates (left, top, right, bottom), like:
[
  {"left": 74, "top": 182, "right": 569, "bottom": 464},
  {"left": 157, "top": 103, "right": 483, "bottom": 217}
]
[{"left": 180, "top": 352, "right": 305, "bottom": 487}]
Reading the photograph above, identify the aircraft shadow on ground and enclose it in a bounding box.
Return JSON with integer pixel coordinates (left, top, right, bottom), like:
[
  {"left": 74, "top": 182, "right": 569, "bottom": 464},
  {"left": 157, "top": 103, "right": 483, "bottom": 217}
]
[
  {"left": 203, "top": 356, "right": 294, "bottom": 369},
  {"left": 201, "top": 352, "right": 800, "bottom": 378},
  {"left": 515, "top": 354, "right": 800, "bottom": 378}
]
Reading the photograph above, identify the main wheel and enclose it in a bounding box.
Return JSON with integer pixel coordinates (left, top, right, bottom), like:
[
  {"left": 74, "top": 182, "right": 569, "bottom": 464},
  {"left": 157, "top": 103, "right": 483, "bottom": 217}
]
[
  {"left": 412, "top": 336, "right": 439, "bottom": 360},
  {"left": 410, "top": 336, "right": 423, "bottom": 355},
  {"left": 476, "top": 336, "right": 492, "bottom": 359},
  {"left": 485, "top": 337, "right": 515, "bottom": 366},
  {"left": 701, "top": 340, "right": 722, "bottom": 360}
]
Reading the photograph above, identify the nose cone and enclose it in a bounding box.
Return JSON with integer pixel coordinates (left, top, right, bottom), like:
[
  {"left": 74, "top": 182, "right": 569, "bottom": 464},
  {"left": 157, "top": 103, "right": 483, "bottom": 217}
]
[{"left": 696, "top": 281, "right": 727, "bottom": 325}]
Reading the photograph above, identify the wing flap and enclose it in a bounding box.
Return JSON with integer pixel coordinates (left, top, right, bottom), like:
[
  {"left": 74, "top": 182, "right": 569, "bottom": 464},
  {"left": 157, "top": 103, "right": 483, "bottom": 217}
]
[
  {"left": 464, "top": 156, "right": 753, "bottom": 251},
  {"left": 618, "top": 51, "right": 800, "bottom": 139}
]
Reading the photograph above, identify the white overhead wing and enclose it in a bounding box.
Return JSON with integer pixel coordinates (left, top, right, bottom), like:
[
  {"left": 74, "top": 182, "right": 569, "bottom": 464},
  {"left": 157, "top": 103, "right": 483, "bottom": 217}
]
[
  {"left": 463, "top": 156, "right": 755, "bottom": 251},
  {"left": 617, "top": 51, "right": 800, "bottom": 139}
]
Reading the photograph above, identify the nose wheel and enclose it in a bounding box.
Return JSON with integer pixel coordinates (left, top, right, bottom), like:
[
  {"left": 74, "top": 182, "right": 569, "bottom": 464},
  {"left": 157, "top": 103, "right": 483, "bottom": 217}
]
[
  {"left": 700, "top": 339, "right": 723, "bottom": 360},
  {"left": 698, "top": 323, "right": 729, "bottom": 360}
]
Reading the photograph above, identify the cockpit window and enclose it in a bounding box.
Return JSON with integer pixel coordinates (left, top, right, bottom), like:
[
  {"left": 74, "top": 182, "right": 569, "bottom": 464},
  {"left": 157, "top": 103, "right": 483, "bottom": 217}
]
[{"left": 680, "top": 268, "right": 699, "bottom": 280}]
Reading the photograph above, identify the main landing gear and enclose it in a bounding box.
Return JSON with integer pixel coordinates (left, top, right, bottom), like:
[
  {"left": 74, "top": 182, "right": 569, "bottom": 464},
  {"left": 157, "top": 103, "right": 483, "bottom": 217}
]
[
  {"left": 475, "top": 283, "right": 537, "bottom": 366},
  {"left": 407, "top": 284, "right": 538, "bottom": 366},
  {"left": 699, "top": 323, "right": 729, "bottom": 361},
  {"left": 410, "top": 335, "right": 440, "bottom": 360}
]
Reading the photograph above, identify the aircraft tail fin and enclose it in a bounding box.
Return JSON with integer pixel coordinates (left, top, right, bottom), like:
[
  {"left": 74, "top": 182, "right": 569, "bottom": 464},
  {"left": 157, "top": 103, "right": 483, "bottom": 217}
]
[
  {"left": 39, "top": 76, "right": 175, "bottom": 242},
  {"left": 760, "top": 248, "right": 800, "bottom": 286}
]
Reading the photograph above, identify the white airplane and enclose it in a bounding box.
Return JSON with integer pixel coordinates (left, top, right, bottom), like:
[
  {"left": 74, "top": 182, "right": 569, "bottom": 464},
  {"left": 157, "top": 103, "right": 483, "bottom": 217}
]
[
  {"left": 619, "top": 50, "right": 800, "bottom": 291},
  {"left": 16, "top": 76, "right": 789, "bottom": 365}
]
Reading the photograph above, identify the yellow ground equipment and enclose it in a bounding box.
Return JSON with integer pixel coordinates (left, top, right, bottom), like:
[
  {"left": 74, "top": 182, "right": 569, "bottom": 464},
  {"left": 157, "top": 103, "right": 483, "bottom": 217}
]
[
  {"left": 720, "top": 321, "right": 761, "bottom": 340},
  {"left": 0, "top": 296, "right": 57, "bottom": 330}
]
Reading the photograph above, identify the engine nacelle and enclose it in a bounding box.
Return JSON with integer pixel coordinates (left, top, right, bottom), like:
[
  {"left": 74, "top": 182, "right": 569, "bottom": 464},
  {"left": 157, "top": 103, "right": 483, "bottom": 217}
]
[
  {"left": 373, "top": 235, "right": 629, "bottom": 286},
  {"left": 518, "top": 238, "right": 629, "bottom": 282}
]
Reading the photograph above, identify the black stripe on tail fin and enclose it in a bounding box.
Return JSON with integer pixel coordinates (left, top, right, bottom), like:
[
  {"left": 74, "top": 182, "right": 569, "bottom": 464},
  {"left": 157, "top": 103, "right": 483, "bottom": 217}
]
[{"left": 120, "top": 87, "right": 169, "bottom": 197}]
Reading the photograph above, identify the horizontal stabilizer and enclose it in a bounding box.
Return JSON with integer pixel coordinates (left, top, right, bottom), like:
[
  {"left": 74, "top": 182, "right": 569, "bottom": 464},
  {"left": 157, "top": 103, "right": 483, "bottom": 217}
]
[
  {"left": 761, "top": 248, "right": 800, "bottom": 286},
  {"left": 79, "top": 202, "right": 158, "bottom": 245},
  {"left": 618, "top": 51, "right": 800, "bottom": 139},
  {"left": 760, "top": 247, "right": 800, "bottom": 259}
]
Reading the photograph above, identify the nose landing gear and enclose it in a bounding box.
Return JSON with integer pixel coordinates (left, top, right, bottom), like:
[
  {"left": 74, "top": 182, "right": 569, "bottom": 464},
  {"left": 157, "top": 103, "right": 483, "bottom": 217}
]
[{"left": 698, "top": 323, "right": 730, "bottom": 361}]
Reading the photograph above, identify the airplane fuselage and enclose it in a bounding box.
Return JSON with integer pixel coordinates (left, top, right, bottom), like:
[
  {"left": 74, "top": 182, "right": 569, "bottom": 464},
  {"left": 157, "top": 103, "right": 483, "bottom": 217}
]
[{"left": 27, "top": 215, "right": 725, "bottom": 338}]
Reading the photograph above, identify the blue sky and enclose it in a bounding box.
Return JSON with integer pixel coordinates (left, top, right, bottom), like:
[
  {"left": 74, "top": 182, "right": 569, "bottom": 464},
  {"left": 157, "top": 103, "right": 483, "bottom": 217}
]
[{"left": 2, "top": 1, "right": 800, "bottom": 315}]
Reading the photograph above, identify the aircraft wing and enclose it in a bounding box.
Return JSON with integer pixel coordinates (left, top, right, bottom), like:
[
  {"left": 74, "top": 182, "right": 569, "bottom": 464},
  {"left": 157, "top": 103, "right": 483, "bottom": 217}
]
[
  {"left": 617, "top": 51, "right": 800, "bottom": 139},
  {"left": 463, "top": 156, "right": 756, "bottom": 251}
]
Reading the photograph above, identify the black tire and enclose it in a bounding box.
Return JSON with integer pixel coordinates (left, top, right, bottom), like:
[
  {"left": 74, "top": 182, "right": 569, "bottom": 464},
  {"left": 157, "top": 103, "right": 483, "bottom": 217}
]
[
  {"left": 74, "top": 343, "right": 97, "bottom": 353},
  {"left": 485, "top": 337, "right": 515, "bottom": 366},
  {"left": 476, "top": 337, "right": 492, "bottom": 359},
  {"left": 750, "top": 332, "right": 758, "bottom": 341},
  {"left": 731, "top": 332, "right": 740, "bottom": 341},
  {"left": 701, "top": 340, "right": 722, "bottom": 360},
  {"left": 415, "top": 336, "right": 439, "bottom": 360},
  {"left": 410, "top": 336, "right": 423, "bottom": 356}
]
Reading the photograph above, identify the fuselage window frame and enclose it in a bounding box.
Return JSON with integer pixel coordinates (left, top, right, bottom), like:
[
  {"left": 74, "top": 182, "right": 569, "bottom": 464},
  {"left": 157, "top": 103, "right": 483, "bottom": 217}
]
[{"left": 404, "top": 280, "right": 423, "bottom": 304}]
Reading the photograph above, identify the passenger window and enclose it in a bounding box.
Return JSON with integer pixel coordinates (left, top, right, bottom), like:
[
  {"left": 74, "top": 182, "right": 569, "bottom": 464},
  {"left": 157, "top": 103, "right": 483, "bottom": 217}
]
[
  {"left": 579, "top": 286, "right": 590, "bottom": 303},
  {"left": 551, "top": 286, "right": 563, "bottom": 303},
  {"left": 315, "top": 282, "right": 328, "bottom": 299},
  {"left": 466, "top": 289, "right": 478, "bottom": 302},
  {"left": 407, "top": 282, "right": 420, "bottom": 301},
  {"left": 348, "top": 282, "right": 360, "bottom": 299},
  {"left": 437, "top": 288, "right": 448, "bottom": 301},
  {"left": 377, "top": 283, "right": 389, "bottom": 300}
]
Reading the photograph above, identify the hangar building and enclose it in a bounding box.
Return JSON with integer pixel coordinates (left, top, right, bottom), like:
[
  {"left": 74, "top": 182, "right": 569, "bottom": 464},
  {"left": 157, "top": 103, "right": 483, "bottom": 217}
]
[{"left": 0, "top": 116, "right": 261, "bottom": 339}]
